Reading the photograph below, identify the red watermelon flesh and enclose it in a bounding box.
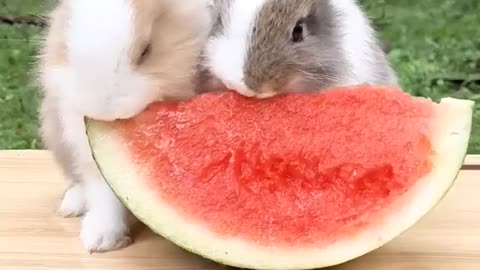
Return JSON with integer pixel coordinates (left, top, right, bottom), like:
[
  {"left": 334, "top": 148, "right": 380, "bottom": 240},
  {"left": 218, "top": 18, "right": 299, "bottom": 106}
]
[
  {"left": 117, "top": 86, "right": 433, "bottom": 246},
  {"left": 86, "top": 85, "right": 473, "bottom": 269}
]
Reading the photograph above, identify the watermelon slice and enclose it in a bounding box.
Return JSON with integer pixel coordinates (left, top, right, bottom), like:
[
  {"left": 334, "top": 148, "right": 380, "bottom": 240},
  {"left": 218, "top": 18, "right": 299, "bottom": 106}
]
[{"left": 86, "top": 85, "right": 473, "bottom": 269}]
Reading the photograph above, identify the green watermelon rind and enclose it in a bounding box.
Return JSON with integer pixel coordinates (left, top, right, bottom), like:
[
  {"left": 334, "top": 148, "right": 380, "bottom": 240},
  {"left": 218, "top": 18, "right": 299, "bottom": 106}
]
[{"left": 85, "top": 97, "right": 474, "bottom": 270}]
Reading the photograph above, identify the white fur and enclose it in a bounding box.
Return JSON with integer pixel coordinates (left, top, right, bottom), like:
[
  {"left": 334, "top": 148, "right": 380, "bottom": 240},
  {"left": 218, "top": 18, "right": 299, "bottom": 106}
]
[
  {"left": 56, "top": 84, "right": 132, "bottom": 252},
  {"left": 81, "top": 179, "right": 131, "bottom": 253},
  {"left": 330, "top": 0, "right": 380, "bottom": 86},
  {"left": 57, "top": 183, "right": 86, "bottom": 217},
  {"left": 40, "top": 0, "right": 214, "bottom": 253},
  {"left": 65, "top": 0, "right": 157, "bottom": 121},
  {"left": 43, "top": 0, "right": 148, "bottom": 253},
  {"left": 205, "top": 0, "right": 266, "bottom": 96}
]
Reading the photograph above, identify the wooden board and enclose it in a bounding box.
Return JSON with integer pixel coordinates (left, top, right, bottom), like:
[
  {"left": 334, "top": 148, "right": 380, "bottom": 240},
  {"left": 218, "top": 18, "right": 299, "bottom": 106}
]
[{"left": 0, "top": 150, "right": 479, "bottom": 270}]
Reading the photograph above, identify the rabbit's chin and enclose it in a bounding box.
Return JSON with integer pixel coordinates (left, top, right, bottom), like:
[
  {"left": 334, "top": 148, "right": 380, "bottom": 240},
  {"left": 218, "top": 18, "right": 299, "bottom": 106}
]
[{"left": 44, "top": 65, "right": 162, "bottom": 121}]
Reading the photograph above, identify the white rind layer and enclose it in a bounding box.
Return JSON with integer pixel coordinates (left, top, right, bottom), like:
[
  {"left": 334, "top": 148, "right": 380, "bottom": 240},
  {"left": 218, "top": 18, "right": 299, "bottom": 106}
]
[{"left": 86, "top": 97, "right": 473, "bottom": 270}]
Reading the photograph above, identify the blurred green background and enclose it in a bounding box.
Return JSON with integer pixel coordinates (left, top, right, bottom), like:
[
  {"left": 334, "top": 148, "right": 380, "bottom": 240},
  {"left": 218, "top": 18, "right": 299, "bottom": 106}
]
[{"left": 0, "top": 0, "right": 479, "bottom": 152}]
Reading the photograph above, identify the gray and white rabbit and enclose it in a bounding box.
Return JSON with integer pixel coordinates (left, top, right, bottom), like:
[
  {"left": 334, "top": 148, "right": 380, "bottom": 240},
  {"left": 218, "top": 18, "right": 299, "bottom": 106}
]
[{"left": 199, "top": 0, "right": 398, "bottom": 97}]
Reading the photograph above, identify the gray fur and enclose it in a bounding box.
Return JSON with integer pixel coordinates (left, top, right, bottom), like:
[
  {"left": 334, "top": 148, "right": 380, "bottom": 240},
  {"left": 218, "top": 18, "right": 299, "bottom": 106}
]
[
  {"left": 245, "top": 0, "right": 346, "bottom": 92},
  {"left": 208, "top": 0, "right": 232, "bottom": 36}
]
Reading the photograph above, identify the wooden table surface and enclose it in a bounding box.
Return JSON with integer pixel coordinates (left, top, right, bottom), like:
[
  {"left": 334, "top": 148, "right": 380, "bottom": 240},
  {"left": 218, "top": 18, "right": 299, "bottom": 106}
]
[{"left": 0, "top": 150, "right": 479, "bottom": 270}]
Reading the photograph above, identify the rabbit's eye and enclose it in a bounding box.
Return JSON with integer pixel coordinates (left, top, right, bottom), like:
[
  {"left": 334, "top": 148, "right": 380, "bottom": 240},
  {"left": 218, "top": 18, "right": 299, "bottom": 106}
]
[
  {"left": 137, "top": 44, "right": 152, "bottom": 65},
  {"left": 292, "top": 19, "right": 305, "bottom": 43}
]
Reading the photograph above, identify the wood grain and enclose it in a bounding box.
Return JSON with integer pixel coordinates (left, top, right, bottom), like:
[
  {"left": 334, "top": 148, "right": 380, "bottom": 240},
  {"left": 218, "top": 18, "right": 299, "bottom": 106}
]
[{"left": 0, "top": 150, "right": 479, "bottom": 270}]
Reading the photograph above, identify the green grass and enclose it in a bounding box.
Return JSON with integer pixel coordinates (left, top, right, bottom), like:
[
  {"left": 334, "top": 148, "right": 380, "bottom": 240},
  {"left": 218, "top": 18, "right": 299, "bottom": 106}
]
[
  {"left": 0, "top": 0, "right": 52, "bottom": 149},
  {"left": 0, "top": 0, "right": 479, "bottom": 153},
  {"left": 373, "top": 0, "right": 480, "bottom": 153},
  {"left": 0, "top": 23, "right": 40, "bottom": 149}
]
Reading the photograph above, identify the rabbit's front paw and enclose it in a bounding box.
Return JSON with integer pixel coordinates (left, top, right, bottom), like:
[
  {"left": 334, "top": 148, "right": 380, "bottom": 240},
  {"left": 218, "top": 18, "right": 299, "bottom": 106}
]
[
  {"left": 80, "top": 209, "right": 132, "bottom": 253},
  {"left": 57, "top": 183, "right": 86, "bottom": 218}
]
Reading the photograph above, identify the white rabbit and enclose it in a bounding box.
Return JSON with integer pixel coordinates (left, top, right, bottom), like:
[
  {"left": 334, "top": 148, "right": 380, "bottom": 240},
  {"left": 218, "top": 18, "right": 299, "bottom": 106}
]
[{"left": 37, "top": 0, "right": 213, "bottom": 253}]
